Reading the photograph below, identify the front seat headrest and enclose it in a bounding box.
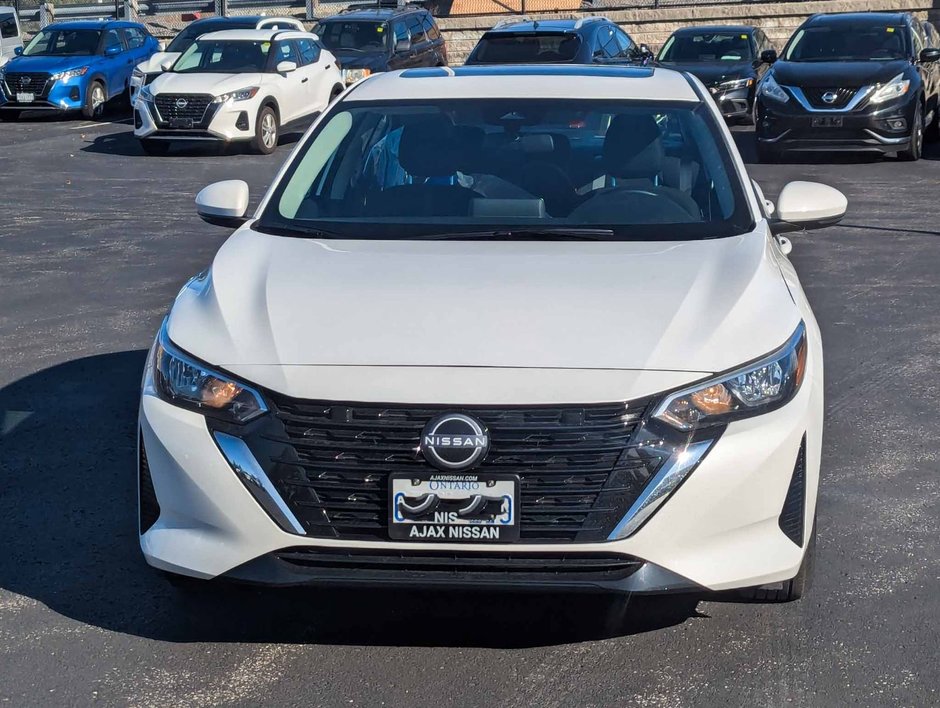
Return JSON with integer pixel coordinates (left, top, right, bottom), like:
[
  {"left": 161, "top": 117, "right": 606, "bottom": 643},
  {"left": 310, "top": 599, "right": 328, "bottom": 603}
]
[
  {"left": 399, "top": 116, "right": 459, "bottom": 177},
  {"left": 603, "top": 114, "right": 664, "bottom": 180}
]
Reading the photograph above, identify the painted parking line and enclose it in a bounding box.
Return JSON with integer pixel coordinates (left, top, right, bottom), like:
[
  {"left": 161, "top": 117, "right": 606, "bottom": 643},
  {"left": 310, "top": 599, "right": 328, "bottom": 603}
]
[{"left": 69, "top": 118, "right": 134, "bottom": 129}]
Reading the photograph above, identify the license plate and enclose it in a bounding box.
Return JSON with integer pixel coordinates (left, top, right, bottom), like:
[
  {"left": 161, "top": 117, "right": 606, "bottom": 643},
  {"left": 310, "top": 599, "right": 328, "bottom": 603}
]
[
  {"left": 389, "top": 473, "right": 519, "bottom": 542},
  {"left": 811, "top": 116, "right": 843, "bottom": 128},
  {"left": 16, "top": 92, "right": 34, "bottom": 103},
  {"left": 169, "top": 118, "right": 192, "bottom": 129}
]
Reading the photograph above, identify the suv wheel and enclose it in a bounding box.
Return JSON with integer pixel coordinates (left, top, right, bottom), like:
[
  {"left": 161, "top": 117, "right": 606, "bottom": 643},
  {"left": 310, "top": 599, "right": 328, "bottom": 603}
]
[
  {"left": 899, "top": 107, "right": 923, "bottom": 161},
  {"left": 252, "top": 106, "right": 279, "bottom": 155},
  {"left": 82, "top": 80, "right": 107, "bottom": 120},
  {"left": 738, "top": 518, "right": 816, "bottom": 602}
]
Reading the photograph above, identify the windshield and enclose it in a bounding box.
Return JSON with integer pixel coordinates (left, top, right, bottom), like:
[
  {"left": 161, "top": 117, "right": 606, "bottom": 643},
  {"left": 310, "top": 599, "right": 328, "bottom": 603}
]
[
  {"left": 659, "top": 32, "right": 753, "bottom": 62},
  {"left": 316, "top": 21, "right": 388, "bottom": 52},
  {"left": 470, "top": 34, "right": 581, "bottom": 63},
  {"left": 23, "top": 29, "right": 100, "bottom": 56},
  {"left": 258, "top": 98, "right": 753, "bottom": 241},
  {"left": 785, "top": 24, "right": 910, "bottom": 61},
  {"left": 172, "top": 39, "right": 270, "bottom": 73}
]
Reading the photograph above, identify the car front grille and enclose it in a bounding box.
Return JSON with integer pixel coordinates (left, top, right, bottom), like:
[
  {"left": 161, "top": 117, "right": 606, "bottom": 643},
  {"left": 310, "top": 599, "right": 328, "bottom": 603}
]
[
  {"left": 238, "top": 394, "right": 660, "bottom": 543},
  {"left": 801, "top": 86, "right": 857, "bottom": 109},
  {"left": 3, "top": 72, "right": 51, "bottom": 98},
  {"left": 154, "top": 93, "right": 213, "bottom": 125}
]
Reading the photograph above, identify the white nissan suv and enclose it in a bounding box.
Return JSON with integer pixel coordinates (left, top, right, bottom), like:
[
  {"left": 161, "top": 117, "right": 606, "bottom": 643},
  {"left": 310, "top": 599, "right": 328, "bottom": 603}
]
[
  {"left": 139, "top": 66, "right": 847, "bottom": 602},
  {"left": 134, "top": 28, "right": 343, "bottom": 155}
]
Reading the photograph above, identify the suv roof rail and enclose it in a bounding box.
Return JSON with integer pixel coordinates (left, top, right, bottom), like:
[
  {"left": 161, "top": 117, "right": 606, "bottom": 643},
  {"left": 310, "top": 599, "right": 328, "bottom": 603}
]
[
  {"left": 491, "top": 17, "right": 527, "bottom": 29},
  {"left": 573, "top": 15, "right": 609, "bottom": 29},
  {"left": 340, "top": 0, "right": 418, "bottom": 11}
]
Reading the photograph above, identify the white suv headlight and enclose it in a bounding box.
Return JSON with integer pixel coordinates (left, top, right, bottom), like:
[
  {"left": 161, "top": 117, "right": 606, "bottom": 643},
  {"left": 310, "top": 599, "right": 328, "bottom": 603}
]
[
  {"left": 212, "top": 87, "right": 260, "bottom": 104},
  {"left": 50, "top": 66, "right": 89, "bottom": 81},
  {"left": 150, "top": 320, "right": 267, "bottom": 424},
  {"left": 759, "top": 74, "right": 789, "bottom": 103},
  {"left": 652, "top": 322, "right": 807, "bottom": 431},
  {"left": 869, "top": 73, "right": 910, "bottom": 105}
]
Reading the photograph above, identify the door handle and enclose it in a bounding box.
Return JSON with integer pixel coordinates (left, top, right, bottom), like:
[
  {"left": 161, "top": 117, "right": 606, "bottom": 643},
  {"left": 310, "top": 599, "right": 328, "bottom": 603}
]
[{"left": 301, "top": 77, "right": 308, "bottom": 83}]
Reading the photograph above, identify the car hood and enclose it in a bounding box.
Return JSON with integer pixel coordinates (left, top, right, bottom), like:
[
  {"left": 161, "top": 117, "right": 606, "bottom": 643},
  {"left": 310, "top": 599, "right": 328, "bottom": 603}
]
[
  {"left": 136, "top": 51, "right": 180, "bottom": 73},
  {"left": 149, "top": 71, "right": 260, "bottom": 95},
  {"left": 658, "top": 60, "right": 754, "bottom": 85},
  {"left": 3, "top": 54, "right": 97, "bottom": 74},
  {"left": 168, "top": 226, "right": 799, "bottom": 374},
  {"left": 332, "top": 50, "right": 387, "bottom": 70},
  {"left": 771, "top": 59, "right": 910, "bottom": 87}
]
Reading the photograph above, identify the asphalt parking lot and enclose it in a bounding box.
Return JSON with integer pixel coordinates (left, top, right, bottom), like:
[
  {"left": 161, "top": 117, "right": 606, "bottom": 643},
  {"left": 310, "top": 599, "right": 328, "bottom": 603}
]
[{"left": 1, "top": 108, "right": 939, "bottom": 707}]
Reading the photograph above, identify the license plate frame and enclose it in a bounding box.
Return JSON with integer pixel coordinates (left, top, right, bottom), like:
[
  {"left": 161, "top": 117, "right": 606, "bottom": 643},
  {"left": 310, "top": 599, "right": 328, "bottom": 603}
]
[
  {"left": 16, "top": 92, "right": 35, "bottom": 103},
  {"left": 811, "top": 115, "right": 843, "bottom": 128},
  {"left": 169, "top": 117, "right": 193, "bottom": 129},
  {"left": 389, "top": 472, "right": 520, "bottom": 542}
]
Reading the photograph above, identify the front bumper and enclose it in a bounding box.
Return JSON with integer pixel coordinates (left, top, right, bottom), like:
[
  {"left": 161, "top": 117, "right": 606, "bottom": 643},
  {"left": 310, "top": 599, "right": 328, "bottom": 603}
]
[
  {"left": 757, "top": 93, "right": 916, "bottom": 153},
  {"left": 0, "top": 74, "right": 87, "bottom": 112},
  {"left": 139, "top": 347, "right": 822, "bottom": 594},
  {"left": 134, "top": 97, "right": 255, "bottom": 142}
]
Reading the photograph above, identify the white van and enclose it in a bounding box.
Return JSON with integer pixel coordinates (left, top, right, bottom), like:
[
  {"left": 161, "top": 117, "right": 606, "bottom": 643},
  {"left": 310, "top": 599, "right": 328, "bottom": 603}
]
[{"left": 0, "top": 6, "right": 22, "bottom": 68}]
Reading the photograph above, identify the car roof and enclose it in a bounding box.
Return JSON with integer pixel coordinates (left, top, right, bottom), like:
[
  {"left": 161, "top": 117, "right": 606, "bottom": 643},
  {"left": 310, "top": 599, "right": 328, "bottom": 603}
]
[
  {"left": 671, "top": 25, "right": 756, "bottom": 35},
  {"left": 0, "top": 6, "right": 16, "bottom": 11},
  {"left": 46, "top": 19, "right": 144, "bottom": 30},
  {"left": 198, "top": 28, "right": 313, "bottom": 42},
  {"left": 805, "top": 12, "right": 911, "bottom": 27},
  {"left": 349, "top": 65, "right": 698, "bottom": 102},
  {"left": 321, "top": 5, "right": 425, "bottom": 21},
  {"left": 484, "top": 18, "right": 606, "bottom": 34}
]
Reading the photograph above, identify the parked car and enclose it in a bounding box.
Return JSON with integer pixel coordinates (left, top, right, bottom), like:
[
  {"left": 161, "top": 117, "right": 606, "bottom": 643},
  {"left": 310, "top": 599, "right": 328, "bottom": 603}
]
[
  {"left": 756, "top": 12, "right": 940, "bottom": 161},
  {"left": 314, "top": 1, "right": 447, "bottom": 85},
  {"left": 657, "top": 25, "right": 776, "bottom": 124},
  {"left": 465, "top": 16, "right": 650, "bottom": 66},
  {"left": 140, "top": 65, "right": 847, "bottom": 603},
  {"left": 134, "top": 28, "right": 343, "bottom": 155},
  {"left": 0, "top": 5, "right": 23, "bottom": 69},
  {"left": 0, "top": 19, "right": 158, "bottom": 120},
  {"left": 130, "top": 15, "right": 304, "bottom": 105}
]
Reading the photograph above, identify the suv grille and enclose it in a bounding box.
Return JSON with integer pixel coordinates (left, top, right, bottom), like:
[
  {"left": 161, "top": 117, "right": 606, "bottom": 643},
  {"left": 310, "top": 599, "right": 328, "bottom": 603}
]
[
  {"left": 154, "top": 93, "right": 213, "bottom": 125},
  {"left": 3, "top": 72, "right": 50, "bottom": 97},
  {"left": 802, "top": 86, "right": 857, "bottom": 109},
  {"left": 239, "top": 395, "right": 659, "bottom": 543}
]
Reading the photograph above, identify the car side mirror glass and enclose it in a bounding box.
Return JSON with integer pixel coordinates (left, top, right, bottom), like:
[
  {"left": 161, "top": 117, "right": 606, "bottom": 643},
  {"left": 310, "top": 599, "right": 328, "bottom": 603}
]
[
  {"left": 105, "top": 45, "right": 122, "bottom": 57},
  {"left": 395, "top": 38, "right": 411, "bottom": 53},
  {"left": 772, "top": 181, "right": 847, "bottom": 234},
  {"left": 277, "top": 60, "right": 298, "bottom": 73},
  {"left": 919, "top": 47, "right": 940, "bottom": 63},
  {"left": 760, "top": 49, "right": 777, "bottom": 64},
  {"left": 14, "top": 46, "right": 23, "bottom": 56},
  {"left": 195, "top": 180, "right": 250, "bottom": 228}
]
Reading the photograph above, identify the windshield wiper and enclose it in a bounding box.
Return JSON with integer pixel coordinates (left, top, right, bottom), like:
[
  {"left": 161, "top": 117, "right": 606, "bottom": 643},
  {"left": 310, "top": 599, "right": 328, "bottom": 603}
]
[
  {"left": 254, "top": 223, "right": 345, "bottom": 239},
  {"left": 419, "top": 228, "right": 615, "bottom": 241}
]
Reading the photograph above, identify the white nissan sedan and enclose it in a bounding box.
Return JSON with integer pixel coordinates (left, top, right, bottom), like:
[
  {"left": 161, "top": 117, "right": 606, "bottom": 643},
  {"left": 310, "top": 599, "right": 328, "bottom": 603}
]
[
  {"left": 134, "top": 28, "right": 343, "bottom": 155},
  {"left": 139, "top": 66, "right": 846, "bottom": 602}
]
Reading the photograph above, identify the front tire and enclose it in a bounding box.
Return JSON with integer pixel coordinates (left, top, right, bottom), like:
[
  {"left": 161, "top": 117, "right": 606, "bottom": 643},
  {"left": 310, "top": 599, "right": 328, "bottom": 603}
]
[
  {"left": 82, "top": 80, "right": 107, "bottom": 120},
  {"left": 898, "top": 106, "right": 923, "bottom": 161},
  {"left": 140, "top": 138, "right": 170, "bottom": 156},
  {"left": 739, "top": 519, "right": 816, "bottom": 602},
  {"left": 251, "top": 106, "right": 279, "bottom": 155}
]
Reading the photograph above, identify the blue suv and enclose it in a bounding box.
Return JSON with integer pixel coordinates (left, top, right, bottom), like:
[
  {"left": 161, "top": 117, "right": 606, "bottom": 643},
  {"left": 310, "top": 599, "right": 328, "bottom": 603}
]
[{"left": 0, "top": 20, "right": 158, "bottom": 120}]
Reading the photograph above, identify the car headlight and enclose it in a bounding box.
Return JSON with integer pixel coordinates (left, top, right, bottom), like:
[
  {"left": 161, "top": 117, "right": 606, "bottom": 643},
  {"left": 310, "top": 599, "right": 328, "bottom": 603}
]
[
  {"left": 212, "top": 87, "right": 260, "bottom": 104},
  {"left": 150, "top": 320, "right": 267, "bottom": 423},
  {"left": 716, "top": 77, "right": 753, "bottom": 91},
  {"left": 138, "top": 85, "right": 155, "bottom": 103},
  {"left": 869, "top": 73, "right": 910, "bottom": 105},
  {"left": 342, "top": 68, "right": 371, "bottom": 84},
  {"left": 759, "top": 74, "right": 789, "bottom": 103},
  {"left": 50, "top": 66, "right": 89, "bottom": 81},
  {"left": 652, "top": 322, "right": 807, "bottom": 431},
  {"left": 132, "top": 68, "right": 146, "bottom": 83}
]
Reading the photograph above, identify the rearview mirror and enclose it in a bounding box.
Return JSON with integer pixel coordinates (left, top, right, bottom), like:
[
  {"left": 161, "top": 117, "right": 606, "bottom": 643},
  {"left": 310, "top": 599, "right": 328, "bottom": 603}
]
[
  {"left": 760, "top": 48, "right": 777, "bottom": 64},
  {"left": 277, "top": 60, "right": 298, "bottom": 73},
  {"left": 920, "top": 47, "right": 940, "bottom": 63},
  {"left": 771, "top": 181, "right": 847, "bottom": 234},
  {"left": 395, "top": 38, "right": 411, "bottom": 54},
  {"left": 195, "top": 180, "right": 250, "bottom": 228}
]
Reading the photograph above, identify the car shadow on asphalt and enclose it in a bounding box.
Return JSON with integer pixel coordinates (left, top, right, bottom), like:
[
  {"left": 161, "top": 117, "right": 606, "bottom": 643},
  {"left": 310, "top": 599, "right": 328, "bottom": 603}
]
[
  {"left": 0, "top": 352, "right": 708, "bottom": 648},
  {"left": 81, "top": 128, "right": 306, "bottom": 158}
]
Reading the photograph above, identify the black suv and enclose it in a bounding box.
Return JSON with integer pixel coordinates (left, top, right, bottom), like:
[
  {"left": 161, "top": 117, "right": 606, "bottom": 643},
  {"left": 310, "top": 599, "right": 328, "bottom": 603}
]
[
  {"left": 314, "top": 1, "right": 447, "bottom": 84},
  {"left": 657, "top": 25, "right": 776, "bottom": 125},
  {"left": 465, "top": 17, "right": 650, "bottom": 66},
  {"left": 756, "top": 12, "right": 940, "bottom": 161}
]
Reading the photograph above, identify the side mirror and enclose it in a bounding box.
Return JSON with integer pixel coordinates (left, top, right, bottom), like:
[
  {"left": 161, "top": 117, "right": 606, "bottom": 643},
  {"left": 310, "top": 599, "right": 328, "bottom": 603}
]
[
  {"left": 760, "top": 48, "right": 777, "bottom": 64},
  {"left": 919, "top": 47, "right": 940, "bottom": 63},
  {"left": 771, "top": 181, "right": 847, "bottom": 234},
  {"left": 105, "top": 44, "right": 122, "bottom": 57},
  {"left": 640, "top": 43, "right": 652, "bottom": 56},
  {"left": 159, "top": 56, "right": 175, "bottom": 71},
  {"left": 276, "top": 60, "right": 297, "bottom": 73},
  {"left": 195, "top": 180, "right": 250, "bottom": 228},
  {"left": 14, "top": 46, "right": 23, "bottom": 56},
  {"left": 395, "top": 38, "right": 411, "bottom": 54}
]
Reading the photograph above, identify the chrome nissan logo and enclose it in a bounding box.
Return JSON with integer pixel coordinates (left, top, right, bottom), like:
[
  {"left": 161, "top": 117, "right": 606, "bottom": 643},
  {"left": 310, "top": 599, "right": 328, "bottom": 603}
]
[
  {"left": 420, "top": 413, "right": 490, "bottom": 471},
  {"left": 19, "top": 76, "right": 29, "bottom": 86},
  {"left": 175, "top": 97, "right": 188, "bottom": 109},
  {"left": 821, "top": 91, "right": 838, "bottom": 104}
]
